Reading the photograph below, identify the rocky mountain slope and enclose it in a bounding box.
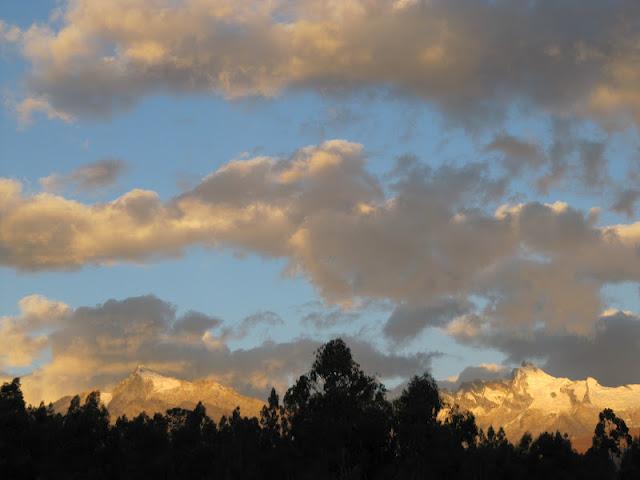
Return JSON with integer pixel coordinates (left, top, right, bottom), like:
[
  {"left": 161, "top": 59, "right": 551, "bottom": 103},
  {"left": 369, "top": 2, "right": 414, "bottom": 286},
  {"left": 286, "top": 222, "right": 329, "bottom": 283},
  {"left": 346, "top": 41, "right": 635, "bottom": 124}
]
[
  {"left": 53, "top": 366, "right": 264, "bottom": 421},
  {"left": 441, "top": 364, "right": 640, "bottom": 444}
]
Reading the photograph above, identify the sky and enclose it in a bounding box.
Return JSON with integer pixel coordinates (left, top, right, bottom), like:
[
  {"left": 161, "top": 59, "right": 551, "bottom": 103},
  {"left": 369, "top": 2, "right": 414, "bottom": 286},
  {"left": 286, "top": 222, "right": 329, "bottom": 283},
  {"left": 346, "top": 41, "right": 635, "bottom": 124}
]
[{"left": 0, "top": 0, "right": 639, "bottom": 404}]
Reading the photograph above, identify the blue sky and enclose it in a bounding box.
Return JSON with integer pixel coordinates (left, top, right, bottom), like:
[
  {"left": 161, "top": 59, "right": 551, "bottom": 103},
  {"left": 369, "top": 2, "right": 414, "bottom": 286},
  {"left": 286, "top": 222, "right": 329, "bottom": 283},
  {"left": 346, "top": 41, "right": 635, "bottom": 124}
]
[{"left": 1, "top": 0, "right": 639, "bottom": 402}]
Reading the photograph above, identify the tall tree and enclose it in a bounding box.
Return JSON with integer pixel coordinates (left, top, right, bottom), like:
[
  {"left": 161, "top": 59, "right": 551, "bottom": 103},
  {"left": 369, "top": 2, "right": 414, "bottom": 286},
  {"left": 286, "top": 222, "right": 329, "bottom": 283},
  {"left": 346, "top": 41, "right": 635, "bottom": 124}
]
[
  {"left": 591, "top": 408, "right": 632, "bottom": 459},
  {"left": 0, "top": 378, "right": 31, "bottom": 479},
  {"left": 393, "top": 373, "right": 444, "bottom": 477},
  {"left": 61, "top": 391, "right": 111, "bottom": 478},
  {"left": 284, "top": 338, "right": 393, "bottom": 478}
]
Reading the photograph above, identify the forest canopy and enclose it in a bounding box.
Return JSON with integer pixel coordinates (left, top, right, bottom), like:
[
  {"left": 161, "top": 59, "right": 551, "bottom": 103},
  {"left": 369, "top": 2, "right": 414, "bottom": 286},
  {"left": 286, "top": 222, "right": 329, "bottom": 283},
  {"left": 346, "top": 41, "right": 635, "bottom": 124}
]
[{"left": 1, "top": 338, "right": 638, "bottom": 479}]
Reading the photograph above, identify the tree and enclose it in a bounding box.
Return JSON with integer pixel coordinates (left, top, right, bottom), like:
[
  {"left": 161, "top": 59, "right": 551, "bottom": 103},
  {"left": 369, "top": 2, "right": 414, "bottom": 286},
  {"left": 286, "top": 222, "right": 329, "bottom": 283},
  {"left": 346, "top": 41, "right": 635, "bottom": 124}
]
[
  {"left": 1, "top": 342, "right": 635, "bottom": 478},
  {"left": 591, "top": 408, "right": 632, "bottom": 459},
  {"left": 527, "top": 431, "right": 578, "bottom": 479},
  {"left": 0, "top": 378, "right": 31, "bottom": 479},
  {"left": 60, "top": 391, "right": 112, "bottom": 478},
  {"left": 443, "top": 405, "right": 478, "bottom": 450},
  {"left": 112, "top": 412, "right": 170, "bottom": 478},
  {"left": 260, "top": 387, "right": 287, "bottom": 447},
  {"left": 27, "top": 401, "right": 63, "bottom": 477},
  {"left": 217, "top": 407, "right": 262, "bottom": 478},
  {"left": 393, "top": 372, "right": 443, "bottom": 476},
  {"left": 284, "top": 338, "right": 393, "bottom": 478},
  {"left": 259, "top": 388, "right": 291, "bottom": 477},
  {"left": 620, "top": 435, "right": 640, "bottom": 480},
  {"left": 167, "top": 403, "right": 217, "bottom": 478}
]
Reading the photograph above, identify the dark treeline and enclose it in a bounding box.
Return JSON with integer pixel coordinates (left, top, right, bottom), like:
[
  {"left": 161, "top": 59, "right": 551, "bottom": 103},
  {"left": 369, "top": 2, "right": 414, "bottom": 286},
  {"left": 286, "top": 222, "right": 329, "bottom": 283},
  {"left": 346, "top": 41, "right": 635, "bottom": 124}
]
[{"left": 1, "top": 339, "right": 639, "bottom": 479}]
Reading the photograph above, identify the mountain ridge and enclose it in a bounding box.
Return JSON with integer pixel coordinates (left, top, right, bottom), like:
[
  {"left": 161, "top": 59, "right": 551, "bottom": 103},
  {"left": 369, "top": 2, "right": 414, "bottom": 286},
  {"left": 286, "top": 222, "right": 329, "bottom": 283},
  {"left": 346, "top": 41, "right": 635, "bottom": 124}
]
[
  {"left": 53, "top": 365, "right": 264, "bottom": 422},
  {"left": 440, "top": 364, "right": 640, "bottom": 445},
  {"left": 51, "top": 363, "right": 640, "bottom": 446}
]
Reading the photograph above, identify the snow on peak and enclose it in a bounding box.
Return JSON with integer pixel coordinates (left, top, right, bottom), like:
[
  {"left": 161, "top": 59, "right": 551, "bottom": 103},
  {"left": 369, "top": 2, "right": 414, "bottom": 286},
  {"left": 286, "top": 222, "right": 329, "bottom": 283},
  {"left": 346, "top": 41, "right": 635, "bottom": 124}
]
[
  {"left": 513, "top": 363, "right": 552, "bottom": 379},
  {"left": 132, "top": 365, "right": 182, "bottom": 393},
  {"left": 441, "top": 364, "right": 640, "bottom": 443},
  {"left": 101, "top": 392, "right": 113, "bottom": 406}
]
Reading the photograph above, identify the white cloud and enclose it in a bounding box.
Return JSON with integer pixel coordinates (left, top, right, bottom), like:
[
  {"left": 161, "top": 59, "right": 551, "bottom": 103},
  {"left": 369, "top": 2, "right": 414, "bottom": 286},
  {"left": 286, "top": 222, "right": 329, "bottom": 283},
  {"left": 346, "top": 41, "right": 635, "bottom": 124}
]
[
  {"left": 5, "top": 0, "right": 640, "bottom": 129},
  {"left": 39, "top": 158, "right": 127, "bottom": 193},
  {"left": 16, "top": 96, "right": 73, "bottom": 127},
  {"left": 2, "top": 294, "right": 433, "bottom": 404},
  {"left": 1, "top": 141, "right": 639, "bottom": 340},
  {"left": 450, "top": 310, "right": 640, "bottom": 387}
]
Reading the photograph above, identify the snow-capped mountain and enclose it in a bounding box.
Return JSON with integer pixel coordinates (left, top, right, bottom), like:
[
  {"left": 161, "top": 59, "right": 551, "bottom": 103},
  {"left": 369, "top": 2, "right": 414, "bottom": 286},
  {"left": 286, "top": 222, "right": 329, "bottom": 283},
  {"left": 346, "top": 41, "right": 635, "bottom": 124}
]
[
  {"left": 53, "top": 366, "right": 264, "bottom": 421},
  {"left": 440, "top": 364, "right": 640, "bottom": 443}
]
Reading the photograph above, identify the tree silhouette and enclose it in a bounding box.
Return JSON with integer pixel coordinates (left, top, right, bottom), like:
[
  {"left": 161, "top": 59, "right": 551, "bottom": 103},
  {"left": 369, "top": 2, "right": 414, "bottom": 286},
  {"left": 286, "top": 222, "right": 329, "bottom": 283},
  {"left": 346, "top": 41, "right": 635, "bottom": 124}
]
[
  {"left": 260, "top": 387, "right": 287, "bottom": 444},
  {"left": 217, "top": 407, "right": 262, "bottom": 478},
  {"left": 585, "top": 408, "right": 633, "bottom": 479},
  {"left": 619, "top": 434, "right": 640, "bottom": 479},
  {"left": 60, "top": 391, "right": 111, "bottom": 478},
  {"left": 527, "top": 431, "right": 578, "bottom": 479},
  {"left": 393, "top": 372, "right": 451, "bottom": 478},
  {"left": 112, "top": 412, "right": 170, "bottom": 479},
  {"left": 259, "top": 388, "right": 290, "bottom": 477},
  {"left": 284, "top": 338, "right": 393, "bottom": 477},
  {"left": 443, "top": 405, "right": 478, "bottom": 450},
  {"left": 167, "top": 403, "right": 218, "bottom": 478},
  {"left": 0, "top": 378, "right": 31, "bottom": 479},
  {"left": 0, "top": 341, "right": 637, "bottom": 479},
  {"left": 592, "top": 408, "right": 632, "bottom": 458}
]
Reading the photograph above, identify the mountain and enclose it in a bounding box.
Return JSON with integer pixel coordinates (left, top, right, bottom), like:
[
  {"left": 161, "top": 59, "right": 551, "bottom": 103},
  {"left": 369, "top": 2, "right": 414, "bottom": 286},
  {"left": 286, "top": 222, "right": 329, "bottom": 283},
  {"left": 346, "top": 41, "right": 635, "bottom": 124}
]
[
  {"left": 440, "top": 364, "right": 640, "bottom": 447},
  {"left": 53, "top": 366, "right": 264, "bottom": 421}
]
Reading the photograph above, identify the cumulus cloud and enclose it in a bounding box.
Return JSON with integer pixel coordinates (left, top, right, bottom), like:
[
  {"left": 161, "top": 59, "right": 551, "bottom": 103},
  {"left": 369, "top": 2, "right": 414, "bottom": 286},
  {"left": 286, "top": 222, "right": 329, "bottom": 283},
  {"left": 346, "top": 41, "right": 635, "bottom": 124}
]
[
  {"left": 448, "top": 309, "right": 640, "bottom": 387},
  {"left": 0, "top": 19, "right": 21, "bottom": 54},
  {"left": 383, "top": 298, "right": 471, "bottom": 344},
  {"left": 1, "top": 140, "right": 639, "bottom": 340},
  {"left": 171, "top": 311, "right": 223, "bottom": 340},
  {"left": 302, "top": 309, "right": 361, "bottom": 330},
  {"left": 15, "top": 96, "right": 73, "bottom": 126},
  {"left": 298, "top": 300, "right": 367, "bottom": 330},
  {"left": 1, "top": 294, "right": 434, "bottom": 404},
  {"left": 3, "top": 0, "right": 639, "bottom": 128},
  {"left": 39, "top": 158, "right": 127, "bottom": 193},
  {"left": 611, "top": 188, "right": 640, "bottom": 218},
  {"left": 579, "top": 141, "right": 608, "bottom": 188},
  {"left": 223, "top": 311, "right": 284, "bottom": 340},
  {"left": 483, "top": 124, "right": 621, "bottom": 194},
  {"left": 0, "top": 295, "right": 70, "bottom": 369},
  {"left": 439, "top": 363, "right": 509, "bottom": 391},
  {"left": 485, "top": 134, "right": 546, "bottom": 175}
]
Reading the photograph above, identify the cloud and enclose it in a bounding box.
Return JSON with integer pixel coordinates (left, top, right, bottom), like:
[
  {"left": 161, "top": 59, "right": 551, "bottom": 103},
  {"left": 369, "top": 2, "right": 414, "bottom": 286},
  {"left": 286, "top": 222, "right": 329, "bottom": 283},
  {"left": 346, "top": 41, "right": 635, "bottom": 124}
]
[
  {"left": 444, "top": 314, "right": 484, "bottom": 340},
  {"left": 1, "top": 140, "right": 639, "bottom": 340},
  {"left": 579, "top": 140, "right": 608, "bottom": 188},
  {"left": 611, "top": 188, "right": 640, "bottom": 218},
  {"left": 298, "top": 300, "right": 365, "bottom": 330},
  {"left": 448, "top": 309, "right": 640, "bottom": 387},
  {"left": 171, "top": 311, "right": 223, "bottom": 340},
  {"left": 483, "top": 127, "right": 619, "bottom": 194},
  {"left": 302, "top": 309, "right": 361, "bottom": 330},
  {"left": 0, "top": 295, "right": 70, "bottom": 369},
  {"left": 383, "top": 298, "right": 471, "bottom": 344},
  {"left": 541, "top": 310, "right": 640, "bottom": 386},
  {"left": 0, "top": 19, "right": 22, "bottom": 53},
  {"left": 224, "top": 311, "right": 284, "bottom": 340},
  {"left": 15, "top": 96, "right": 73, "bottom": 126},
  {"left": 4, "top": 0, "right": 640, "bottom": 128},
  {"left": 438, "top": 363, "right": 509, "bottom": 391},
  {"left": 39, "top": 158, "right": 127, "bottom": 193},
  {"left": 1, "top": 294, "right": 434, "bottom": 404},
  {"left": 485, "top": 134, "right": 546, "bottom": 175}
]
